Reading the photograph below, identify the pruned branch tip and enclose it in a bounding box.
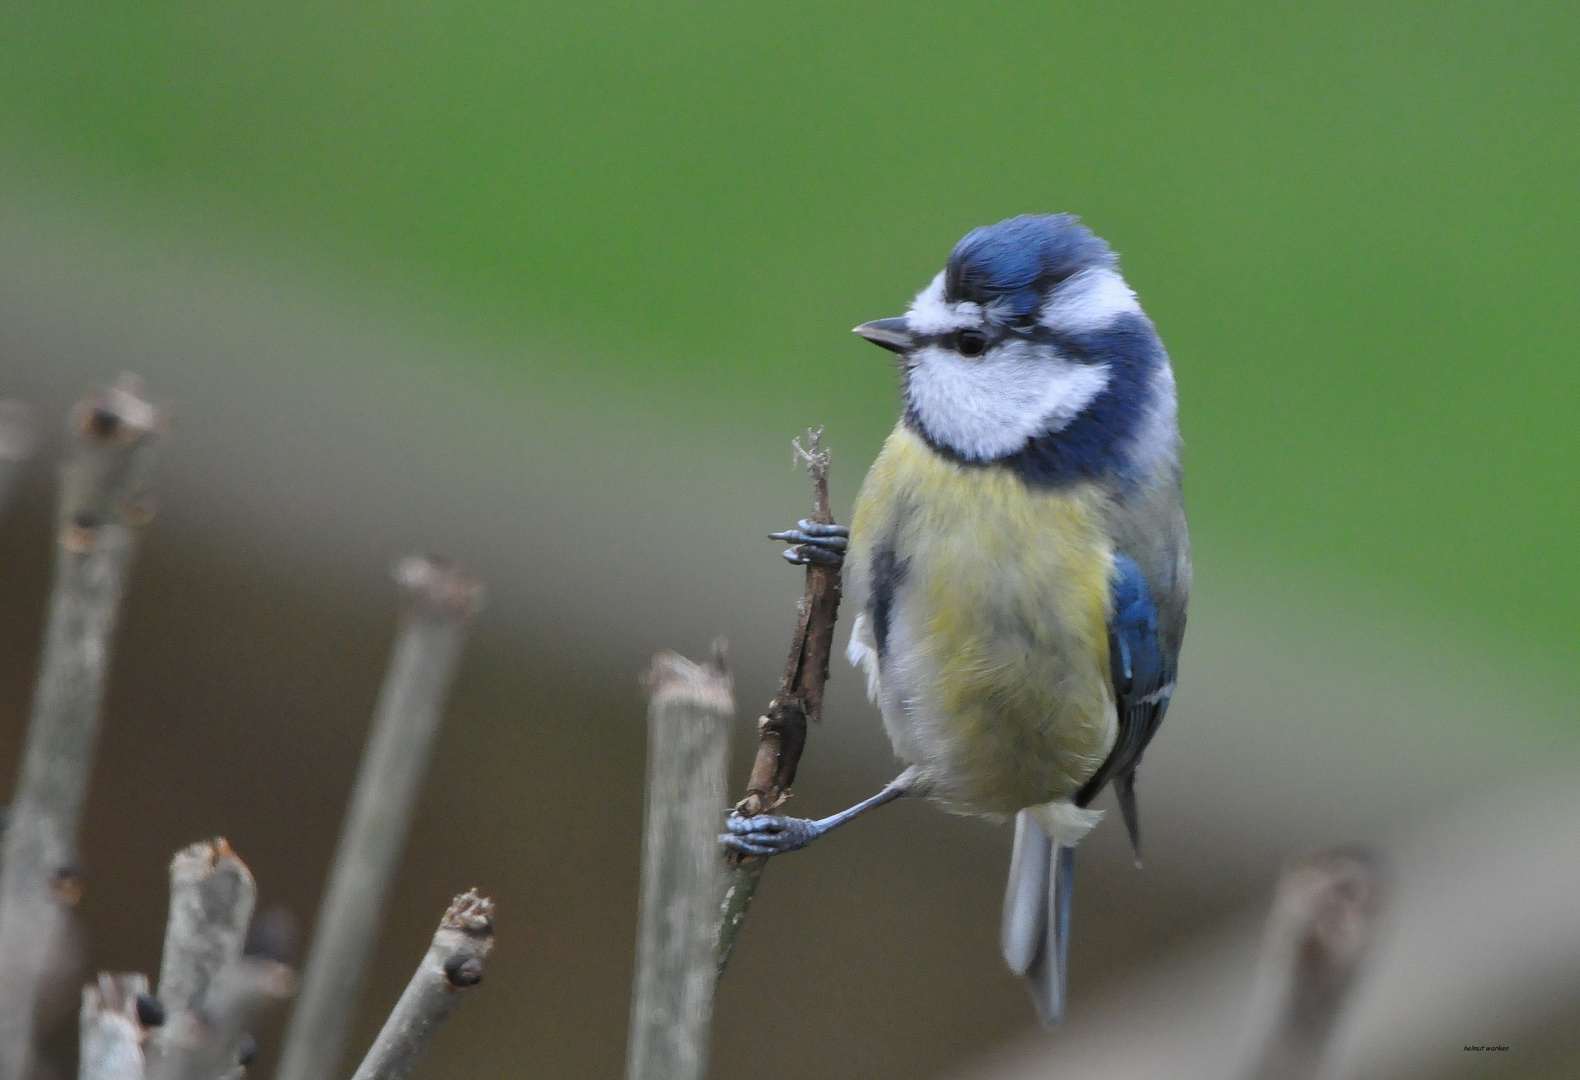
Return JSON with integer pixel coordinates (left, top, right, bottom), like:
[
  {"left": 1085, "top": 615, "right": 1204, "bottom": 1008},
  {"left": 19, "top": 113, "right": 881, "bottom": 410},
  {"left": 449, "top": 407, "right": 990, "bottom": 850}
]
[{"left": 348, "top": 891, "right": 496, "bottom": 1080}]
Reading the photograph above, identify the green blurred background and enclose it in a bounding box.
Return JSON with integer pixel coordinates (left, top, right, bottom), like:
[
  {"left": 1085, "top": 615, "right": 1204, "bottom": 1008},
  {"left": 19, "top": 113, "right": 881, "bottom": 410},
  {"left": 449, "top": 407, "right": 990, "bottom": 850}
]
[
  {"left": 0, "top": 1, "right": 1575, "bottom": 1078},
  {"left": 3, "top": 0, "right": 1576, "bottom": 670}
]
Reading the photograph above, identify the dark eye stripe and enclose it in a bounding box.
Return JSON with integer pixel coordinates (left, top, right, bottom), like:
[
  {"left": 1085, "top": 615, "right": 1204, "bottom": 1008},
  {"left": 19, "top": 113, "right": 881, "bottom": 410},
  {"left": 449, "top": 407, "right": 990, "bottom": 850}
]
[
  {"left": 913, "top": 327, "right": 1001, "bottom": 352},
  {"left": 911, "top": 322, "right": 1107, "bottom": 365}
]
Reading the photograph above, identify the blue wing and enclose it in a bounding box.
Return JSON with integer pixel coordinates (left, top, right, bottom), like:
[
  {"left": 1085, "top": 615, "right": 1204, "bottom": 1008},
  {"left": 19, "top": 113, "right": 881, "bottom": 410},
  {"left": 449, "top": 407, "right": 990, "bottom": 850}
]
[{"left": 1073, "top": 553, "right": 1175, "bottom": 862}]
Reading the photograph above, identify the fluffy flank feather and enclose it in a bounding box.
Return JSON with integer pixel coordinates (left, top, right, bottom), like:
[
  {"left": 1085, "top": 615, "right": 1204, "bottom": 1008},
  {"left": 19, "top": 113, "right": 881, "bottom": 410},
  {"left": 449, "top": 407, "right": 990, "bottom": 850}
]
[{"left": 846, "top": 612, "right": 883, "bottom": 704}]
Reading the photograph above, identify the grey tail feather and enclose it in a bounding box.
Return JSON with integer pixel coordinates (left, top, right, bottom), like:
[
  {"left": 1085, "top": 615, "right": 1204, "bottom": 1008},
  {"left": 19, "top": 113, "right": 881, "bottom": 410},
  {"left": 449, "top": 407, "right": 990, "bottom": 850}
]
[
  {"left": 1115, "top": 770, "right": 1143, "bottom": 868},
  {"left": 1001, "top": 812, "right": 1075, "bottom": 1027},
  {"left": 1001, "top": 811, "right": 1050, "bottom": 976}
]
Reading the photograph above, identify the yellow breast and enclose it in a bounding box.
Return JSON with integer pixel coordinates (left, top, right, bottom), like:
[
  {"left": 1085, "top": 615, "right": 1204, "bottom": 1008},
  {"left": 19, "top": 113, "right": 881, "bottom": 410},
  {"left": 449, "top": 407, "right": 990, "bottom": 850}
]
[{"left": 849, "top": 425, "right": 1116, "bottom": 815}]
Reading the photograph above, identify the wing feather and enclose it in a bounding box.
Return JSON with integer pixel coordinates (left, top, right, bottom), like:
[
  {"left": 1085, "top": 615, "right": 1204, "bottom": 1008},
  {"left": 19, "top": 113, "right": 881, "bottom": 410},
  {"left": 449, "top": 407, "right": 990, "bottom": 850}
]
[{"left": 1073, "top": 553, "right": 1174, "bottom": 861}]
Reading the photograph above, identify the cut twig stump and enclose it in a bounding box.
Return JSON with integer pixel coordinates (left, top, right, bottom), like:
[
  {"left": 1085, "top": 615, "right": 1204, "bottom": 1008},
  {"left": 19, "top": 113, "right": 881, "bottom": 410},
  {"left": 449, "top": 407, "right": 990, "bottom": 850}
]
[
  {"left": 349, "top": 891, "right": 495, "bottom": 1080},
  {"left": 149, "top": 957, "right": 295, "bottom": 1080},
  {"left": 0, "top": 378, "right": 165, "bottom": 1080},
  {"left": 1237, "top": 848, "right": 1385, "bottom": 1080},
  {"left": 716, "top": 429, "right": 842, "bottom": 976},
  {"left": 80, "top": 973, "right": 152, "bottom": 1080},
  {"left": 141, "top": 840, "right": 293, "bottom": 1080},
  {"left": 627, "top": 650, "right": 733, "bottom": 1080},
  {"left": 156, "top": 840, "right": 258, "bottom": 1022},
  {"left": 274, "top": 557, "right": 483, "bottom": 1080},
  {"left": 0, "top": 387, "right": 496, "bottom": 1080}
]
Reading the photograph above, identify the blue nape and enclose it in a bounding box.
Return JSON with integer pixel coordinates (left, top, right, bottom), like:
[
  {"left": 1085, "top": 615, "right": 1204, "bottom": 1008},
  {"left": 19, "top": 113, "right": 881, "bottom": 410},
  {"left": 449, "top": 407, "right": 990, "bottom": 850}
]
[{"left": 1005, "top": 313, "right": 1167, "bottom": 489}]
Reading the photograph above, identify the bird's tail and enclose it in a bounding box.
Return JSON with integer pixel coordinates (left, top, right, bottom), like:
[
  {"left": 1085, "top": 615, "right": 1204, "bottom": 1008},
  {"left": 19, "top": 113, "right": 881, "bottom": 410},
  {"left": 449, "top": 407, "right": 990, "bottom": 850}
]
[{"left": 1001, "top": 810, "right": 1075, "bottom": 1027}]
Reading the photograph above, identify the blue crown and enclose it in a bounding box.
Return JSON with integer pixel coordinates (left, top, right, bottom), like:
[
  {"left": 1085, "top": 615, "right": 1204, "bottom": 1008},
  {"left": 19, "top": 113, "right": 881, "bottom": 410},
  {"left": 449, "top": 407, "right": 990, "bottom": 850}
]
[{"left": 944, "top": 215, "right": 1116, "bottom": 321}]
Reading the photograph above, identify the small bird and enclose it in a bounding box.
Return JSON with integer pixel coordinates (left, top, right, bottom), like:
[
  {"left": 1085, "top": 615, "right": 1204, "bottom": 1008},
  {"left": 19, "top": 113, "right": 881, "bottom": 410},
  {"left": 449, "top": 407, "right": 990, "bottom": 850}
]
[{"left": 723, "top": 214, "right": 1190, "bottom": 1026}]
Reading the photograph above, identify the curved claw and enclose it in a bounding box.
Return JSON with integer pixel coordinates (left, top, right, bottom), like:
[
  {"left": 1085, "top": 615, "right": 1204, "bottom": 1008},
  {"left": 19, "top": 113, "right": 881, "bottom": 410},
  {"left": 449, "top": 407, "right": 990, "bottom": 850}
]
[
  {"left": 771, "top": 519, "right": 849, "bottom": 568},
  {"left": 719, "top": 835, "right": 785, "bottom": 857},
  {"left": 720, "top": 812, "right": 824, "bottom": 855},
  {"left": 768, "top": 529, "right": 849, "bottom": 551},
  {"left": 783, "top": 546, "right": 842, "bottom": 566}
]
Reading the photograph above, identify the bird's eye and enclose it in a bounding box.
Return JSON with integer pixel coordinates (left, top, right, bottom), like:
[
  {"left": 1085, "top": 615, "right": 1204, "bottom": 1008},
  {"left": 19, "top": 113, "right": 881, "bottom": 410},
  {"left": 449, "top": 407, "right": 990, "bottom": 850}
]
[{"left": 956, "top": 328, "right": 988, "bottom": 357}]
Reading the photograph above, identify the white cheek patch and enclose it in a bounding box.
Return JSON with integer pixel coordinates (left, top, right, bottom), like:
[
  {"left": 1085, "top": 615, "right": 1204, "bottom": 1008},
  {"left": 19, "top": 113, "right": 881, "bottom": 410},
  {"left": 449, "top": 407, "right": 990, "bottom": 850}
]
[
  {"left": 1039, "top": 268, "right": 1141, "bottom": 332},
  {"left": 906, "top": 341, "right": 1111, "bottom": 460},
  {"left": 905, "top": 272, "right": 982, "bottom": 335}
]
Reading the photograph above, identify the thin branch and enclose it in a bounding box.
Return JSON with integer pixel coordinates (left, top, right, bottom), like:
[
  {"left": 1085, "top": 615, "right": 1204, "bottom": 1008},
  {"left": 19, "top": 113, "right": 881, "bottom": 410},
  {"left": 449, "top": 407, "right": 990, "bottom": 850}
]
[
  {"left": 1237, "top": 849, "right": 1384, "bottom": 1080},
  {"left": 735, "top": 429, "right": 840, "bottom": 817},
  {"left": 156, "top": 839, "right": 258, "bottom": 1017},
  {"left": 626, "top": 650, "right": 733, "bottom": 1080},
  {"left": 80, "top": 973, "right": 152, "bottom": 1080},
  {"left": 716, "top": 428, "right": 842, "bottom": 975},
  {"left": 150, "top": 958, "right": 295, "bottom": 1080},
  {"left": 0, "top": 378, "right": 165, "bottom": 1080},
  {"left": 88, "top": 843, "right": 287, "bottom": 1080},
  {"left": 714, "top": 860, "right": 765, "bottom": 980},
  {"left": 348, "top": 891, "right": 495, "bottom": 1080},
  {"left": 274, "top": 557, "right": 483, "bottom": 1080},
  {"left": 146, "top": 839, "right": 258, "bottom": 1077}
]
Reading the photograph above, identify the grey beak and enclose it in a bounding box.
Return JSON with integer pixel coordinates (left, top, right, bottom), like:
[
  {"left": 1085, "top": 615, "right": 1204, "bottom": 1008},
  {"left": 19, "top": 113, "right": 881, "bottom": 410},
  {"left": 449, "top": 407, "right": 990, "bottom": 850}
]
[{"left": 853, "top": 317, "right": 915, "bottom": 354}]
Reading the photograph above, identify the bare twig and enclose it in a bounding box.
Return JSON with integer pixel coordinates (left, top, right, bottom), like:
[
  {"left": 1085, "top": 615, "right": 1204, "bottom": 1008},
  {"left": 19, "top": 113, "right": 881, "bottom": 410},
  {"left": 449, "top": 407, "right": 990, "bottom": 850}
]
[
  {"left": 0, "top": 378, "right": 165, "bottom": 1080},
  {"left": 348, "top": 891, "right": 495, "bottom": 1080},
  {"left": 734, "top": 429, "right": 840, "bottom": 818},
  {"left": 274, "top": 557, "right": 483, "bottom": 1080},
  {"left": 156, "top": 840, "right": 258, "bottom": 1019},
  {"left": 150, "top": 958, "right": 295, "bottom": 1080},
  {"left": 80, "top": 973, "right": 152, "bottom": 1080},
  {"left": 145, "top": 839, "right": 258, "bottom": 1079},
  {"left": 1237, "top": 849, "right": 1384, "bottom": 1080},
  {"left": 626, "top": 650, "right": 733, "bottom": 1080},
  {"left": 714, "top": 859, "right": 765, "bottom": 979},
  {"left": 716, "top": 428, "right": 842, "bottom": 975}
]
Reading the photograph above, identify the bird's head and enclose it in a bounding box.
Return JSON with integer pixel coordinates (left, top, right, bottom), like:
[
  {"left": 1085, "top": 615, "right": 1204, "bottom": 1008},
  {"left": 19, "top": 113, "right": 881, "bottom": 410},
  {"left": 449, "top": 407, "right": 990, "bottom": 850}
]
[{"left": 856, "top": 214, "right": 1166, "bottom": 471}]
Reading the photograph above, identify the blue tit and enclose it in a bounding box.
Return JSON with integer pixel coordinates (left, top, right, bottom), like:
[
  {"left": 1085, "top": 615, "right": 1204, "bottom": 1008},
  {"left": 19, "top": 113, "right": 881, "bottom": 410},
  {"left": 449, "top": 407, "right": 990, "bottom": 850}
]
[{"left": 724, "top": 214, "right": 1190, "bottom": 1027}]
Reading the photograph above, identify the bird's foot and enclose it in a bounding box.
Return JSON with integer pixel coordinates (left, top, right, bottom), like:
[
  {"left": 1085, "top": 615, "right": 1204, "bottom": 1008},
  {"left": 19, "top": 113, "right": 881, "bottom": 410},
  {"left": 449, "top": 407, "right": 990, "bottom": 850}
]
[
  {"left": 769, "top": 519, "right": 848, "bottom": 567},
  {"left": 720, "top": 812, "right": 826, "bottom": 856}
]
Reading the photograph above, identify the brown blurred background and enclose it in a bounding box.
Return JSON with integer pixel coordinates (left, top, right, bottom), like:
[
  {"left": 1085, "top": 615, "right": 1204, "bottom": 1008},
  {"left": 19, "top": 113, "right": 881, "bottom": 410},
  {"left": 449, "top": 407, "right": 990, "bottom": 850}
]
[{"left": 0, "top": 230, "right": 1571, "bottom": 1079}]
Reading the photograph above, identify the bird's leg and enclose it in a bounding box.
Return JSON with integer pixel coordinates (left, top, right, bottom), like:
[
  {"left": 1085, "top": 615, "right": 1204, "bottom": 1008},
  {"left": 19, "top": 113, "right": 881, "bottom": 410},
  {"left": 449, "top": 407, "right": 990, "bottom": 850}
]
[
  {"left": 721, "top": 767, "right": 920, "bottom": 856},
  {"left": 769, "top": 518, "right": 848, "bottom": 567}
]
